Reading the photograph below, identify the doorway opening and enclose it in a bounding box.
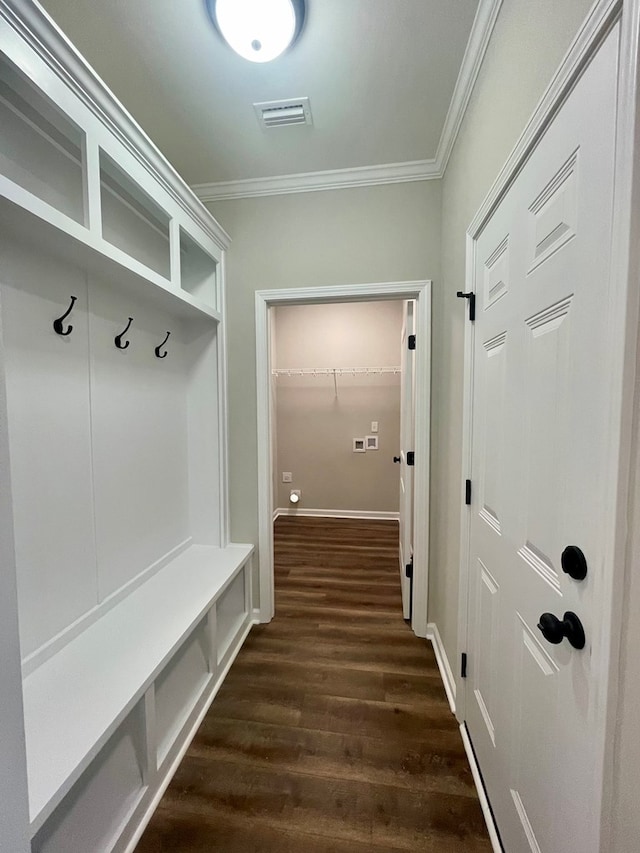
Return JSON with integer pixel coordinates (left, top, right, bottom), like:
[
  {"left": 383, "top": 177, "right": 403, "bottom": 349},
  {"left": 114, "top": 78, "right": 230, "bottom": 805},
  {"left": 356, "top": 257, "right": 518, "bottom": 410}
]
[{"left": 255, "top": 280, "right": 431, "bottom": 637}]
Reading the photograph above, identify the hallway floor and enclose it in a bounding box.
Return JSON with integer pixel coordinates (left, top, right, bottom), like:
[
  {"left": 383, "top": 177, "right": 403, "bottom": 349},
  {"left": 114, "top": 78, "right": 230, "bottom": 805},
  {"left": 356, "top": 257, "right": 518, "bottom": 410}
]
[{"left": 136, "top": 517, "right": 491, "bottom": 851}]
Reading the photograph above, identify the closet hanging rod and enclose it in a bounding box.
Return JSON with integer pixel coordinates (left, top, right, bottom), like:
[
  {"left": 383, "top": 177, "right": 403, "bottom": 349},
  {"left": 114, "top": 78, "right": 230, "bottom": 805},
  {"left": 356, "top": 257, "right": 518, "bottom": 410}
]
[{"left": 271, "top": 366, "right": 401, "bottom": 377}]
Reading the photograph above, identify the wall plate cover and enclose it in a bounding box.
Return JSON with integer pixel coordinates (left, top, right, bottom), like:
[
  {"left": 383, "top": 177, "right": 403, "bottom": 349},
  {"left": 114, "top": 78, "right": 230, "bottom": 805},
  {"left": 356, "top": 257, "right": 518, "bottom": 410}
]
[
  {"left": 353, "top": 438, "right": 366, "bottom": 452},
  {"left": 366, "top": 435, "right": 379, "bottom": 450}
]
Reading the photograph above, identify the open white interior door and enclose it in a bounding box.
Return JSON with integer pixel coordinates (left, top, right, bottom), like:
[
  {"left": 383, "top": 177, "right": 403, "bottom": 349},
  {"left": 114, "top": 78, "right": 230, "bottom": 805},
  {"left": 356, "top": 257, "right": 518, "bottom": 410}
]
[
  {"left": 398, "top": 300, "right": 415, "bottom": 620},
  {"left": 463, "top": 26, "right": 618, "bottom": 853}
]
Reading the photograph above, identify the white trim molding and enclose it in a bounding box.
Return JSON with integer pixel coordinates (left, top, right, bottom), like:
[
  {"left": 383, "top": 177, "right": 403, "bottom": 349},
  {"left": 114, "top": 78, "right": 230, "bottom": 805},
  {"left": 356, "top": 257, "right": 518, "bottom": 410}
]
[
  {"left": 256, "top": 281, "right": 431, "bottom": 640},
  {"left": 274, "top": 508, "right": 400, "bottom": 522},
  {"left": 435, "top": 0, "right": 503, "bottom": 174},
  {"left": 191, "top": 0, "right": 502, "bottom": 202},
  {"left": 426, "top": 623, "right": 457, "bottom": 714},
  {"left": 192, "top": 159, "right": 439, "bottom": 202},
  {"left": 460, "top": 724, "right": 504, "bottom": 853},
  {"left": 0, "top": 0, "right": 230, "bottom": 250}
]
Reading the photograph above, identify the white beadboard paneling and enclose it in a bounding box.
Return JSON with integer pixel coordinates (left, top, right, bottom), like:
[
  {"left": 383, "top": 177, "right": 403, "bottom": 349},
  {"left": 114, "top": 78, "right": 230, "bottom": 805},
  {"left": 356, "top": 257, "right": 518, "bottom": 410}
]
[
  {"left": 0, "top": 236, "right": 98, "bottom": 658},
  {"left": 89, "top": 280, "right": 190, "bottom": 600}
]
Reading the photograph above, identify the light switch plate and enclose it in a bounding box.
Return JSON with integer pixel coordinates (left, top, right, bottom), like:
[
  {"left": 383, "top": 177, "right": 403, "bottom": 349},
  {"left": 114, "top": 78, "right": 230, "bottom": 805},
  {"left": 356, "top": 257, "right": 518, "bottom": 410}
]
[
  {"left": 371, "top": 421, "right": 378, "bottom": 433},
  {"left": 282, "top": 472, "right": 292, "bottom": 482}
]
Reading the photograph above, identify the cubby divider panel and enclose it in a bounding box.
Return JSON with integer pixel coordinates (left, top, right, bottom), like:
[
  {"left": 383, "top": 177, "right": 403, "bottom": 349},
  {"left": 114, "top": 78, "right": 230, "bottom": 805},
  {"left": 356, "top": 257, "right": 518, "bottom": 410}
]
[
  {"left": 89, "top": 281, "right": 191, "bottom": 601},
  {"left": 0, "top": 53, "right": 85, "bottom": 224},
  {"left": 155, "top": 617, "right": 212, "bottom": 766},
  {"left": 216, "top": 568, "right": 247, "bottom": 663}
]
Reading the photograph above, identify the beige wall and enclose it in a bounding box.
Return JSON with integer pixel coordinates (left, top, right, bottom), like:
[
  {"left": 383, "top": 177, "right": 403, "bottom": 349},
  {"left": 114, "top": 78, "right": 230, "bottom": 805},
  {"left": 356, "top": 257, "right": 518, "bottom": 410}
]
[
  {"left": 432, "top": 0, "right": 595, "bottom": 666},
  {"left": 273, "top": 301, "right": 402, "bottom": 512},
  {"left": 609, "top": 329, "right": 640, "bottom": 853},
  {"left": 208, "top": 180, "right": 441, "bottom": 563}
]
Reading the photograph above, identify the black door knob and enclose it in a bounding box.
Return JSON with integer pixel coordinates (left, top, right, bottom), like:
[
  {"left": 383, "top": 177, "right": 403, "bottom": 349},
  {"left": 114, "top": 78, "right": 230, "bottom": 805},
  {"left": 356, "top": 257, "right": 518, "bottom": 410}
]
[
  {"left": 393, "top": 456, "right": 401, "bottom": 463},
  {"left": 537, "top": 611, "right": 586, "bottom": 649},
  {"left": 561, "top": 545, "right": 588, "bottom": 580}
]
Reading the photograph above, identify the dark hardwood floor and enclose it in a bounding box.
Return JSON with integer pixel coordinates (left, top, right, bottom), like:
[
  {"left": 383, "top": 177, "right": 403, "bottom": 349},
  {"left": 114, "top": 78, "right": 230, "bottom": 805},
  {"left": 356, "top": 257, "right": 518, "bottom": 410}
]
[{"left": 136, "top": 517, "right": 491, "bottom": 852}]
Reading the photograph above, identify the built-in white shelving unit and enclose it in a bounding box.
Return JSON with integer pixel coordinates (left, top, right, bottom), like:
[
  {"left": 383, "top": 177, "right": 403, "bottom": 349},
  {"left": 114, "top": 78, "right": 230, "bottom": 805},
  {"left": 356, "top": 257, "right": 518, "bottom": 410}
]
[{"left": 0, "top": 3, "right": 254, "bottom": 851}]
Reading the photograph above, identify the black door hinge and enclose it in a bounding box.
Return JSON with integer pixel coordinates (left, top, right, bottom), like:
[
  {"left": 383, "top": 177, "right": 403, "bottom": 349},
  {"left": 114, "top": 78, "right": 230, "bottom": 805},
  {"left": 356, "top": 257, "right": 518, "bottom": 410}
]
[
  {"left": 456, "top": 291, "right": 476, "bottom": 322},
  {"left": 461, "top": 653, "right": 468, "bottom": 678},
  {"left": 408, "top": 334, "right": 416, "bottom": 350},
  {"left": 465, "top": 479, "right": 472, "bottom": 505},
  {"left": 406, "top": 451, "right": 414, "bottom": 466},
  {"left": 405, "top": 561, "right": 413, "bottom": 579}
]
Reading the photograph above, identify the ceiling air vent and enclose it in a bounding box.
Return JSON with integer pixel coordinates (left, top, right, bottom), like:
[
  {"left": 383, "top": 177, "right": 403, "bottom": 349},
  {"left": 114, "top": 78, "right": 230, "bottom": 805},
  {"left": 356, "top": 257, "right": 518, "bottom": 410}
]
[{"left": 253, "top": 97, "right": 313, "bottom": 129}]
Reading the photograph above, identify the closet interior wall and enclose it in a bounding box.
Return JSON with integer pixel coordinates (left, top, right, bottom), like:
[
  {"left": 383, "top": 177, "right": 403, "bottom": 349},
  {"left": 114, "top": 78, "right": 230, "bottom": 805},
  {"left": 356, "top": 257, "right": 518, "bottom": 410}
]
[{"left": 273, "top": 300, "right": 403, "bottom": 516}]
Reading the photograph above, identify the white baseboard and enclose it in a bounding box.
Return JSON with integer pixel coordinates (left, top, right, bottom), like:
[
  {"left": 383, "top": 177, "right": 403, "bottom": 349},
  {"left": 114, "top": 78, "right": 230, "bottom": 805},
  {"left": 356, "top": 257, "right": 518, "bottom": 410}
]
[
  {"left": 426, "top": 622, "right": 456, "bottom": 714},
  {"left": 459, "top": 723, "right": 504, "bottom": 852},
  {"left": 274, "top": 507, "right": 399, "bottom": 521}
]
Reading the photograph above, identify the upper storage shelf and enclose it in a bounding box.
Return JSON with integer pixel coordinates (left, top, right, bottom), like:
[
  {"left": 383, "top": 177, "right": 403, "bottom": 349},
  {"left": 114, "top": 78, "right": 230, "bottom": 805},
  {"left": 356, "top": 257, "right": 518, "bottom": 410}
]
[
  {"left": 0, "top": 11, "right": 229, "bottom": 321},
  {"left": 100, "top": 150, "right": 171, "bottom": 280},
  {"left": 0, "top": 49, "right": 85, "bottom": 224}
]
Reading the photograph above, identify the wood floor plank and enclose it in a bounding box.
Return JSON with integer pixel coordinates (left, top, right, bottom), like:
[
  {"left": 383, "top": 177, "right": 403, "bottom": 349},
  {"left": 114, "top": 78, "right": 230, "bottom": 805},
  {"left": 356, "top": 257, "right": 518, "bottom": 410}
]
[{"left": 136, "top": 517, "right": 491, "bottom": 852}]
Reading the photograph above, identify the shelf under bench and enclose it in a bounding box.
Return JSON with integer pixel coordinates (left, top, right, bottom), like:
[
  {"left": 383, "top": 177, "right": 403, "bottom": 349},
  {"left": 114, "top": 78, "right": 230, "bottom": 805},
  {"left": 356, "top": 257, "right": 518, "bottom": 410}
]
[{"left": 22, "top": 542, "right": 254, "bottom": 833}]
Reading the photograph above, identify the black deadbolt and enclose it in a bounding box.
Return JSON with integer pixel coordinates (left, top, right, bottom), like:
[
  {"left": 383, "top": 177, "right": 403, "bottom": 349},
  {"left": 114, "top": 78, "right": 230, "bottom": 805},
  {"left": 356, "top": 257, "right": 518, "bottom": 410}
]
[
  {"left": 537, "top": 611, "right": 586, "bottom": 650},
  {"left": 561, "top": 545, "right": 588, "bottom": 581},
  {"left": 393, "top": 456, "right": 401, "bottom": 463}
]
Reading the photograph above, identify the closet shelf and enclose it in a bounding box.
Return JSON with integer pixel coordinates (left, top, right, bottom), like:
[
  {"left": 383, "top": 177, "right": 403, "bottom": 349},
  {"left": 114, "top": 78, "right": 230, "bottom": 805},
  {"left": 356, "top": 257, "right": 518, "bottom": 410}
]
[
  {"left": 22, "top": 542, "right": 253, "bottom": 834},
  {"left": 0, "top": 179, "right": 221, "bottom": 323},
  {"left": 272, "top": 366, "right": 401, "bottom": 376}
]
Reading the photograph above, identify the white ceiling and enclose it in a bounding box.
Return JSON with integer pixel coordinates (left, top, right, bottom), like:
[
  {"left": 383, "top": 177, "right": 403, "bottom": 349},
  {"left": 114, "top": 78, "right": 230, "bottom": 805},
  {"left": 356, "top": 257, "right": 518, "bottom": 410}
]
[{"left": 38, "top": 0, "right": 481, "bottom": 187}]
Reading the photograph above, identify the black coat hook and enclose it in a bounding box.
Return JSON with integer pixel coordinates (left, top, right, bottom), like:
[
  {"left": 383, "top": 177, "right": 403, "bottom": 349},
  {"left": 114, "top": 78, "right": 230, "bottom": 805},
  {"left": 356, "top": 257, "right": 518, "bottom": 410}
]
[
  {"left": 155, "top": 331, "right": 171, "bottom": 359},
  {"left": 115, "top": 317, "right": 133, "bottom": 349},
  {"left": 53, "top": 295, "right": 77, "bottom": 336}
]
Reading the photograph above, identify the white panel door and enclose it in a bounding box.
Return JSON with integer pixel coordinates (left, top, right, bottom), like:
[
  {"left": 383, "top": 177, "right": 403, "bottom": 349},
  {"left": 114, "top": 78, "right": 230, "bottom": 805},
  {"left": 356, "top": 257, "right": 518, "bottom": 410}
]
[
  {"left": 465, "top": 26, "right": 618, "bottom": 853},
  {"left": 398, "top": 300, "right": 415, "bottom": 619}
]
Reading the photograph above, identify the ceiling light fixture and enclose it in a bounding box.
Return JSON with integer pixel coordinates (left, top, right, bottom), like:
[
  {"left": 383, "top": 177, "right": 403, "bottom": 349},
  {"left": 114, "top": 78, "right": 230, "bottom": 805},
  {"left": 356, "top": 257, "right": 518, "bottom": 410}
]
[{"left": 206, "top": 0, "right": 306, "bottom": 63}]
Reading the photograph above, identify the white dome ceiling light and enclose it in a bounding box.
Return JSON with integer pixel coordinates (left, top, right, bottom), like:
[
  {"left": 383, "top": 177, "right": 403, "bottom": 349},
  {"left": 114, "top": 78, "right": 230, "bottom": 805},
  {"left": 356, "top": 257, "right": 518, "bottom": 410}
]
[{"left": 206, "top": 0, "right": 306, "bottom": 63}]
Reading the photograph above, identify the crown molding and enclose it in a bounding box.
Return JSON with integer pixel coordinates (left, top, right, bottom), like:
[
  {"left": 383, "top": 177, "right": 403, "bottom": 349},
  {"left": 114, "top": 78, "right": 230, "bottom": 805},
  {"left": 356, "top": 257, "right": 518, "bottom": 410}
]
[
  {"left": 435, "top": 0, "right": 503, "bottom": 174},
  {"left": 193, "top": 0, "right": 502, "bottom": 203},
  {"left": 1, "top": 0, "right": 501, "bottom": 210},
  {"left": 192, "top": 159, "right": 440, "bottom": 202},
  {"left": 0, "top": 0, "right": 230, "bottom": 249}
]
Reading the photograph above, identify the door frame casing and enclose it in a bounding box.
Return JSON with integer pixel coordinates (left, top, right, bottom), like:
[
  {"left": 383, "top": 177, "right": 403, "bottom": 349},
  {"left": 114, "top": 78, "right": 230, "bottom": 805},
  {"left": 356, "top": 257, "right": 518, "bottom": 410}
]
[
  {"left": 255, "top": 280, "right": 432, "bottom": 638},
  {"left": 456, "top": 0, "right": 640, "bottom": 848}
]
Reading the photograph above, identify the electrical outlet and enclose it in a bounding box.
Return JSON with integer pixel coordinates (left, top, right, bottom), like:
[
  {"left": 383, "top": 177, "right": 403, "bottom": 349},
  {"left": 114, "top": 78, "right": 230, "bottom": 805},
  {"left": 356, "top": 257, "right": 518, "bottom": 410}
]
[
  {"left": 371, "top": 421, "right": 379, "bottom": 433},
  {"left": 282, "top": 472, "right": 292, "bottom": 483}
]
